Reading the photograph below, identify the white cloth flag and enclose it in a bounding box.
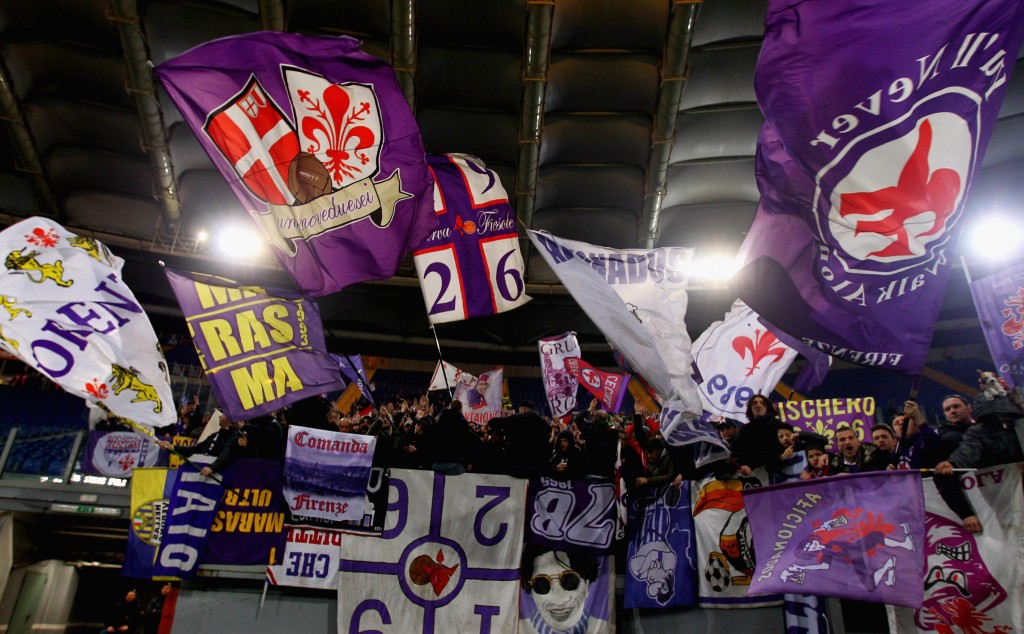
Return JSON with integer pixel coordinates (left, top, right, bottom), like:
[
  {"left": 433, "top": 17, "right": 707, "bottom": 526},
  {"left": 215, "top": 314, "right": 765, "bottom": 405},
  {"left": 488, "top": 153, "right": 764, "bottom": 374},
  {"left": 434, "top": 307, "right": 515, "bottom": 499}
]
[
  {"left": 453, "top": 368, "right": 503, "bottom": 423},
  {"left": 692, "top": 300, "right": 798, "bottom": 419},
  {"left": 427, "top": 360, "right": 476, "bottom": 392},
  {"left": 529, "top": 231, "right": 724, "bottom": 450},
  {"left": 888, "top": 463, "right": 1024, "bottom": 633},
  {"left": 538, "top": 331, "right": 580, "bottom": 419},
  {"left": 0, "top": 217, "right": 173, "bottom": 429}
]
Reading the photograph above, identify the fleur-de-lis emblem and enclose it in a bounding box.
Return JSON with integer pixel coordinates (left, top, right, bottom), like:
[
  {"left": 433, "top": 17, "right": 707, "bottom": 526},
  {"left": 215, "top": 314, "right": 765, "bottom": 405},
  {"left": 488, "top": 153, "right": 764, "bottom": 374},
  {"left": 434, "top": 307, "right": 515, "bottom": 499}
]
[
  {"left": 118, "top": 454, "right": 136, "bottom": 472},
  {"left": 25, "top": 227, "right": 59, "bottom": 248},
  {"left": 296, "top": 84, "right": 376, "bottom": 186},
  {"left": 453, "top": 215, "right": 477, "bottom": 236},
  {"left": 86, "top": 378, "right": 109, "bottom": 399},
  {"left": 731, "top": 329, "right": 788, "bottom": 376},
  {"left": 1001, "top": 288, "right": 1024, "bottom": 350},
  {"left": 810, "top": 420, "right": 836, "bottom": 448}
]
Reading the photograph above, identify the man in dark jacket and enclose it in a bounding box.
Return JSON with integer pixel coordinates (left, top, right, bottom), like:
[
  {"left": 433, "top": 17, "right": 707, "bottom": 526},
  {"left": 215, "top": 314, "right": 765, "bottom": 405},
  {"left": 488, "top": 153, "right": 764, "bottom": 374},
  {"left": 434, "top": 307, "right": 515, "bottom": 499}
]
[
  {"left": 546, "top": 429, "right": 584, "bottom": 480},
  {"left": 825, "top": 425, "right": 890, "bottom": 474},
  {"left": 427, "top": 400, "right": 476, "bottom": 475},
  {"left": 156, "top": 413, "right": 240, "bottom": 476},
  {"left": 491, "top": 400, "right": 551, "bottom": 479}
]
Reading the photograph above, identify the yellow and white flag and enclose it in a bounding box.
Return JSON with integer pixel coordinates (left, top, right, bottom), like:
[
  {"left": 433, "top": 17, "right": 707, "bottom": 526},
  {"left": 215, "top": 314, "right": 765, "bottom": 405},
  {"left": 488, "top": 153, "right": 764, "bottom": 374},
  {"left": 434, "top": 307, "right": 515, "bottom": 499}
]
[{"left": 0, "top": 217, "right": 173, "bottom": 429}]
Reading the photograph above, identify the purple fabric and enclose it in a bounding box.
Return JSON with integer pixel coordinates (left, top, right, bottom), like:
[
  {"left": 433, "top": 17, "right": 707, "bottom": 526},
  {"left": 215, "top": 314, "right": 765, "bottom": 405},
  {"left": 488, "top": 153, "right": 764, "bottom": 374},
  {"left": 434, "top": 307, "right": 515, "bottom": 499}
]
[
  {"left": 758, "top": 316, "right": 831, "bottom": 394},
  {"left": 413, "top": 154, "right": 529, "bottom": 323},
  {"left": 331, "top": 353, "right": 374, "bottom": 406},
  {"left": 164, "top": 268, "right": 345, "bottom": 422},
  {"left": 203, "top": 459, "right": 287, "bottom": 565},
  {"left": 734, "top": 0, "right": 1024, "bottom": 375},
  {"left": 526, "top": 477, "right": 617, "bottom": 555},
  {"left": 156, "top": 32, "right": 436, "bottom": 296},
  {"left": 624, "top": 483, "right": 698, "bottom": 609},
  {"left": 743, "top": 471, "right": 925, "bottom": 608},
  {"left": 969, "top": 262, "right": 1024, "bottom": 388}
]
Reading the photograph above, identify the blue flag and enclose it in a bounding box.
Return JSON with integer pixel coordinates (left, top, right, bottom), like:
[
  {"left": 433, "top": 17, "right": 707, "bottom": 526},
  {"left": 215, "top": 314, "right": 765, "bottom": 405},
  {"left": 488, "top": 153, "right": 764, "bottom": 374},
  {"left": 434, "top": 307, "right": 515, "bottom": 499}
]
[{"left": 624, "top": 483, "right": 698, "bottom": 609}]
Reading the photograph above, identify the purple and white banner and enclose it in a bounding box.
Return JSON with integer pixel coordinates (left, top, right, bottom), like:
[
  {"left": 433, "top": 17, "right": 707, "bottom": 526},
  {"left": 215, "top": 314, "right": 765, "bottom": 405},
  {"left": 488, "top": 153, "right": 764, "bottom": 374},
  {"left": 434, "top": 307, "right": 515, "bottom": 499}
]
[
  {"left": 775, "top": 397, "right": 876, "bottom": 451},
  {"left": 538, "top": 333, "right": 580, "bottom": 420},
  {"left": 527, "top": 477, "right": 617, "bottom": 555},
  {"left": 152, "top": 457, "right": 225, "bottom": 579},
  {"left": 0, "top": 217, "right": 174, "bottom": 429},
  {"left": 83, "top": 430, "right": 164, "bottom": 477},
  {"left": 413, "top": 153, "right": 530, "bottom": 324},
  {"left": 691, "top": 469, "right": 782, "bottom": 608},
  {"left": 564, "top": 358, "right": 628, "bottom": 414},
  {"left": 165, "top": 268, "right": 345, "bottom": 422},
  {"left": 337, "top": 469, "right": 527, "bottom": 634},
  {"left": 624, "top": 483, "right": 698, "bottom": 609},
  {"left": 692, "top": 300, "right": 797, "bottom": 419},
  {"left": 284, "top": 426, "right": 376, "bottom": 528},
  {"left": 428, "top": 360, "right": 476, "bottom": 392},
  {"left": 744, "top": 471, "right": 926, "bottom": 608},
  {"left": 969, "top": 263, "right": 1024, "bottom": 389},
  {"left": 203, "top": 459, "right": 287, "bottom": 566},
  {"left": 453, "top": 368, "right": 503, "bottom": 424},
  {"left": 733, "top": 0, "right": 1024, "bottom": 375},
  {"left": 266, "top": 525, "right": 344, "bottom": 590},
  {"left": 519, "top": 550, "right": 615, "bottom": 634},
  {"left": 888, "top": 463, "right": 1023, "bottom": 633},
  {"left": 156, "top": 32, "right": 437, "bottom": 297}
]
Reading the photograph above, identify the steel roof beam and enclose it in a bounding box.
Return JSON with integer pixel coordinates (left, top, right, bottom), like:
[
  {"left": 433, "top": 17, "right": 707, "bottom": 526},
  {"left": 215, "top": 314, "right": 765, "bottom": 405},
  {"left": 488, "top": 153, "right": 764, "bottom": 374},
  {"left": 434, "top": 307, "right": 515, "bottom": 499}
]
[{"left": 0, "top": 57, "right": 59, "bottom": 217}]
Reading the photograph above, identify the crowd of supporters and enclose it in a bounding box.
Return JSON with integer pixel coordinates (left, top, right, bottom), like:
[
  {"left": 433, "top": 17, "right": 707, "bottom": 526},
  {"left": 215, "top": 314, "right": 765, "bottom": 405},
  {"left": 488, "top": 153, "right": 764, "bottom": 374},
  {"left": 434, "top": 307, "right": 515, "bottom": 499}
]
[{"left": 152, "top": 376, "right": 1024, "bottom": 535}]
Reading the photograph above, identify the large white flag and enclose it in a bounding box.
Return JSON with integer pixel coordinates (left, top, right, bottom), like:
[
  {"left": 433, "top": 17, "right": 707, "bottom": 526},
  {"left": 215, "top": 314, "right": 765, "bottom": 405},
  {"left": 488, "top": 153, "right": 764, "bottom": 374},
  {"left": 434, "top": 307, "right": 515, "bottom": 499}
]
[
  {"left": 0, "top": 217, "right": 173, "bottom": 429},
  {"left": 427, "top": 360, "right": 476, "bottom": 392},
  {"left": 888, "top": 463, "right": 1024, "bottom": 633},
  {"left": 529, "top": 230, "right": 723, "bottom": 450},
  {"left": 692, "top": 300, "right": 798, "bottom": 419},
  {"left": 538, "top": 331, "right": 580, "bottom": 419}
]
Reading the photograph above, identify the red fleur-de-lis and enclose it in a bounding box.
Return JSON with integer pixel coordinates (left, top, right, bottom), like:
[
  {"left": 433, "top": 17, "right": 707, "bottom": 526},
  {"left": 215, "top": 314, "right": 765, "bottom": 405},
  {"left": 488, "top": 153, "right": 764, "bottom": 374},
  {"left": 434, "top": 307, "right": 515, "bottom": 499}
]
[
  {"left": 86, "top": 378, "right": 109, "bottom": 399},
  {"left": 25, "top": 227, "right": 59, "bottom": 248},
  {"left": 732, "top": 329, "right": 788, "bottom": 377},
  {"left": 838, "top": 119, "right": 961, "bottom": 259},
  {"left": 298, "top": 85, "right": 375, "bottom": 186},
  {"left": 118, "top": 454, "right": 136, "bottom": 471}
]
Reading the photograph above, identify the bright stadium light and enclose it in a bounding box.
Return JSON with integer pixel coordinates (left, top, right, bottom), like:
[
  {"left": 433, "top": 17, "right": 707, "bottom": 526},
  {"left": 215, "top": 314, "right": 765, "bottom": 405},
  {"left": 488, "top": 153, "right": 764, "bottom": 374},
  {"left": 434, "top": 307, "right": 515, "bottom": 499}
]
[
  {"left": 689, "top": 254, "right": 740, "bottom": 286},
  {"left": 217, "top": 225, "right": 264, "bottom": 258},
  {"left": 966, "top": 215, "right": 1023, "bottom": 260},
  {"left": 196, "top": 229, "right": 208, "bottom": 242}
]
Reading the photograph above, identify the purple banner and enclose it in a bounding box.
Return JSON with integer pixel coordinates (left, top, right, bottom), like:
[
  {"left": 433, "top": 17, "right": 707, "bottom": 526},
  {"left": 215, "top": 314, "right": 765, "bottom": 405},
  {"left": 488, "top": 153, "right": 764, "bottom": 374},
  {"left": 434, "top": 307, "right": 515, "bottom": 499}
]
[
  {"left": 413, "top": 153, "right": 530, "bottom": 324},
  {"left": 733, "top": 0, "right": 1024, "bottom": 375},
  {"left": 969, "top": 262, "right": 1024, "bottom": 388},
  {"left": 164, "top": 268, "right": 344, "bottom": 422},
  {"left": 331, "top": 353, "right": 374, "bottom": 406},
  {"left": 624, "top": 483, "right": 697, "bottom": 609},
  {"left": 283, "top": 426, "right": 376, "bottom": 529},
  {"left": 743, "top": 471, "right": 925, "bottom": 608},
  {"left": 152, "top": 458, "right": 225, "bottom": 579},
  {"left": 526, "top": 477, "right": 617, "bottom": 554},
  {"left": 156, "top": 32, "right": 436, "bottom": 296},
  {"left": 83, "top": 430, "right": 165, "bottom": 477},
  {"left": 203, "top": 459, "right": 287, "bottom": 566},
  {"left": 775, "top": 397, "right": 876, "bottom": 450}
]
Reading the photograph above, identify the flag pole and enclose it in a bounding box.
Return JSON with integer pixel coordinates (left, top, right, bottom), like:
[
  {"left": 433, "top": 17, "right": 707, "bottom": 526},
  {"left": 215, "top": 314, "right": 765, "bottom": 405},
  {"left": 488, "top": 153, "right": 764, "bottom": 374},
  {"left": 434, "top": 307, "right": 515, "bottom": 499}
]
[
  {"left": 342, "top": 353, "right": 376, "bottom": 407},
  {"left": 960, "top": 255, "right": 974, "bottom": 285},
  {"left": 429, "top": 325, "right": 454, "bottom": 399},
  {"left": 120, "top": 416, "right": 224, "bottom": 486}
]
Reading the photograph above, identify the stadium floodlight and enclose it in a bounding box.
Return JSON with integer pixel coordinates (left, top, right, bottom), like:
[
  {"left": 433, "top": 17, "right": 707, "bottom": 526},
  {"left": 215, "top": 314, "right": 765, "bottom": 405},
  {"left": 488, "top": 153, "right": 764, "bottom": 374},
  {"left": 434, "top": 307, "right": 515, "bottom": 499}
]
[
  {"left": 217, "top": 225, "right": 264, "bottom": 258},
  {"left": 965, "top": 214, "right": 1022, "bottom": 261}
]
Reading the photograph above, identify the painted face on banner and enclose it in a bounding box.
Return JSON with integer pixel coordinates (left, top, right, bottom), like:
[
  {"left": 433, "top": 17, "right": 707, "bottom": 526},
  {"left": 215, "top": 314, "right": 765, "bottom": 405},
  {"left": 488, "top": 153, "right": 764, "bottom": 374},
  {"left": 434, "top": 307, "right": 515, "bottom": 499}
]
[
  {"left": 915, "top": 513, "right": 1007, "bottom": 631},
  {"left": 529, "top": 551, "right": 590, "bottom": 630}
]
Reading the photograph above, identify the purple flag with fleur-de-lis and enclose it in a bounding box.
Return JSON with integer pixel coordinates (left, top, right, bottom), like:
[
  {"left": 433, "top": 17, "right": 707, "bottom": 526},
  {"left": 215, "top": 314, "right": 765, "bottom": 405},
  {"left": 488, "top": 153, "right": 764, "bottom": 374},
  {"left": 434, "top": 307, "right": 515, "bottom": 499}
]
[
  {"left": 968, "top": 262, "right": 1024, "bottom": 389},
  {"left": 156, "top": 32, "right": 436, "bottom": 296},
  {"left": 732, "top": 0, "right": 1024, "bottom": 375}
]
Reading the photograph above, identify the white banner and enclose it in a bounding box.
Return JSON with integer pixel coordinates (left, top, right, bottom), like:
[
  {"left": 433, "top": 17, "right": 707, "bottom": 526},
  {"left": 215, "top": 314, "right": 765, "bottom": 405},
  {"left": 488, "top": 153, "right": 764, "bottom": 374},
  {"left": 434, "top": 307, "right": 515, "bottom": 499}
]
[
  {"left": 266, "top": 525, "right": 343, "bottom": 590},
  {"left": 338, "top": 469, "right": 526, "bottom": 634},
  {"left": 528, "top": 230, "right": 701, "bottom": 415},
  {"left": 428, "top": 360, "right": 476, "bottom": 392},
  {"left": 284, "top": 426, "right": 376, "bottom": 525},
  {"left": 888, "top": 463, "right": 1024, "bottom": 633},
  {"left": 0, "top": 217, "right": 174, "bottom": 429},
  {"left": 83, "top": 430, "right": 162, "bottom": 477},
  {"left": 454, "top": 368, "right": 503, "bottom": 417},
  {"left": 693, "top": 300, "right": 798, "bottom": 419},
  {"left": 691, "top": 469, "right": 782, "bottom": 608},
  {"left": 538, "top": 332, "right": 580, "bottom": 419}
]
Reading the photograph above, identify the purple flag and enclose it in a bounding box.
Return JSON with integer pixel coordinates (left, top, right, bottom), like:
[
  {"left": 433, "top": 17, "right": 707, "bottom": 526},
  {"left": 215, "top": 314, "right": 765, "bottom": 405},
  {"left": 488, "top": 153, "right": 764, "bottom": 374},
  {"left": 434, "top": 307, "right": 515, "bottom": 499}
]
[
  {"left": 743, "top": 471, "right": 926, "bottom": 608},
  {"left": 968, "top": 262, "right": 1024, "bottom": 388},
  {"left": 526, "top": 477, "right": 617, "bottom": 554},
  {"left": 164, "top": 268, "right": 345, "bottom": 422},
  {"left": 733, "top": 0, "right": 1024, "bottom": 375},
  {"left": 413, "top": 154, "right": 530, "bottom": 324},
  {"left": 330, "top": 353, "right": 374, "bottom": 406},
  {"left": 156, "top": 32, "right": 436, "bottom": 296},
  {"left": 203, "top": 459, "right": 287, "bottom": 566},
  {"left": 624, "top": 483, "right": 698, "bottom": 609}
]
